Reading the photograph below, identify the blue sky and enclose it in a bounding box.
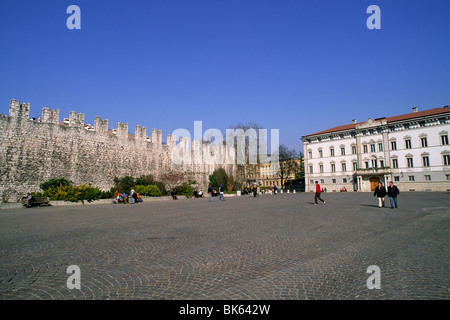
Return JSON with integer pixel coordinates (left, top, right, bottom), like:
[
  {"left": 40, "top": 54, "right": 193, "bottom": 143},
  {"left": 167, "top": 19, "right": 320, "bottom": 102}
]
[{"left": 1, "top": 0, "right": 449, "bottom": 152}]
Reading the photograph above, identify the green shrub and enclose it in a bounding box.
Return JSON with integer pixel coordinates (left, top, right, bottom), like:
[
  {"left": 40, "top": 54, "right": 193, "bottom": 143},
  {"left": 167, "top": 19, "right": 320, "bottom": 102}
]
[
  {"left": 134, "top": 184, "right": 162, "bottom": 197},
  {"left": 40, "top": 178, "right": 72, "bottom": 192},
  {"left": 45, "top": 183, "right": 102, "bottom": 203},
  {"left": 173, "top": 183, "right": 193, "bottom": 198}
]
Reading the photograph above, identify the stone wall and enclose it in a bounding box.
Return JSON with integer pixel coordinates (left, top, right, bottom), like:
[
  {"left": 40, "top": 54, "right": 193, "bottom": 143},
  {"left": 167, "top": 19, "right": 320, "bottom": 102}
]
[{"left": 0, "top": 99, "right": 236, "bottom": 202}]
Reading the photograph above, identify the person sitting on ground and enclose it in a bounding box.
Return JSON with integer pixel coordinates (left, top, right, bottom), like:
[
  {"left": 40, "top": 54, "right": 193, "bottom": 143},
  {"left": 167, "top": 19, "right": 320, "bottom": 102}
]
[
  {"left": 194, "top": 189, "right": 198, "bottom": 198},
  {"left": 171, "top": 190, "right": 178, "bottom": 200}
]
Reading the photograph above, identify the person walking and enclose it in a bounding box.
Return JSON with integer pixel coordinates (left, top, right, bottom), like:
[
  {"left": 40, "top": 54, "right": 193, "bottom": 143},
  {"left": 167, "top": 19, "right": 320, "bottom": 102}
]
[
  {"left": 208, "top": 184, "right": 213, "bottom": 202},
  {"left": 387, "top": 181, "right": 400, "bottom": 209},
  {"left": 373, "top": 182, "right": 387, "bottom": 208},
  {"left": 314, "top": 181, "right": 326, "bottom": 205},
  {"left": 219, "top": 185, "right": 225, "bottom": 201}
]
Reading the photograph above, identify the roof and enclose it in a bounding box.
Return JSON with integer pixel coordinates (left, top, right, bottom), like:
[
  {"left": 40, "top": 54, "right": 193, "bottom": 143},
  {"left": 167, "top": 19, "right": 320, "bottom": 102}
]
[{"left": 304, "top": 107, "right": 450, "bottom": 137}]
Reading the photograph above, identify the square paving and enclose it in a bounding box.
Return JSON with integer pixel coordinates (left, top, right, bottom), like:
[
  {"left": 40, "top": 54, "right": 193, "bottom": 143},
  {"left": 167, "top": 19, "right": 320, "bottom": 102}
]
[{"left": 0, "top": 192, "right": 449, "bottom": 300}]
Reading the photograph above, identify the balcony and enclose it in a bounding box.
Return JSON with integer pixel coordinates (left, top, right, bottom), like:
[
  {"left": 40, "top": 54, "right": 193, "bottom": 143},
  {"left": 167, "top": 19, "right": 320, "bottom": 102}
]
[{"left": 356, "top": 167, "right": 391, "bottom": 176}]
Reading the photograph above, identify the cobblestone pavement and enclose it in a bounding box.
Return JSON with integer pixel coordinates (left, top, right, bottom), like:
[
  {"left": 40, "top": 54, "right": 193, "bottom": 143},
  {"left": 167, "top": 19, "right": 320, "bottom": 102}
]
[{"left": 0, "top": 192, "right": 449, "bottom": 300}]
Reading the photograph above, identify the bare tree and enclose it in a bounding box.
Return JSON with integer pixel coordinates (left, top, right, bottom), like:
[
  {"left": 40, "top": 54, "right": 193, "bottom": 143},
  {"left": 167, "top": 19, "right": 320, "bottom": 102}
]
[
  {"left": 277, "top": 144, "right": 300, "bottom": 188},
  {"left": 160, "top": 171, "right": 186, "bottom": 192},
  {"left": 229, "top": 122, "right": 264, "bottom": 186}
]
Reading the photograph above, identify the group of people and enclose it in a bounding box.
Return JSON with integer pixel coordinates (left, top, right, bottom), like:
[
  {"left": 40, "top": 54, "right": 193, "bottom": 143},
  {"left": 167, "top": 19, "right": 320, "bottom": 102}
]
[
  {"left": 193, "top": 189, "right": 204, "bottom": 198},
  {"left": 373, "top": 181, "right": 400, "bottom": 208},
  {"left": 314, "top": 180, "right": 400, "bottom": 209},
  {"left": 207, "top": 184, "right": 225, "bottom": 202},
  {"left": 113, "top": 188, "right": 142, "bottom": 204}
]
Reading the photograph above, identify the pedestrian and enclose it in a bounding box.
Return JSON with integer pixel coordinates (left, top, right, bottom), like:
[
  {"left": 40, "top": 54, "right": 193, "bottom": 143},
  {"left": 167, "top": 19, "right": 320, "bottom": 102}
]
[
  {"left": 387, "top": 181, "right": 400, "bottom": 209},
  {"left": 314, "top": 181, "right": 326, "bottom": 205},
  {"left": 208, "top": 184, "right": 213, "bottom": 202},
  {"left": 219, "top": 185, "right": 225, "bottom": 201},
  {"left": 373, "top": 182, "right": 387, "bottom": 208},
  {"left": 273, "top": 185, "right": 277, "bottom": 195},
  {"left": 130, "top": 187, "right": 135, "bottom": 204}
]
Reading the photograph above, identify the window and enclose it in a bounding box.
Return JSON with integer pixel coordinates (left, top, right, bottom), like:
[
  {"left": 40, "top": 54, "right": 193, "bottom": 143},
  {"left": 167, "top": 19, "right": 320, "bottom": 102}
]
[
  {"left": 319, "top": 150, "right": 323, "bottom": 158},
  {"left": 309, "top": 166, "right": 313, "bottom": 174},
  {"left": 331, "top": 164, "right": 336, "bottom": 172},
  {"left": 444, "top": 155, "right": 450, "bottom": 166},
  {"left": 370, "top": 144, "right": 376, "bottom": 152},
  {"left": 365, "top": 161, "right": 369, "bottom": 168},
  {"left": 423, "top": 156, "right": 430, "bottom": 167},
  {"left": 330, "top": 148, "right": 335, "bottom": 157},
  {"left": 343, "top": 178, "right": 347, "bottom": 183},
  {"left": 310, "top": 180, "right": 314, "bottom": 184},
  {"left": 352, "top": 146, "right": 357, "bottom": 155},
  {"left": 332, "top": 179, "right": 336, "bottom": 183},
  {"left": 341, "top": 147, "right": 345, "bottom": 156},
  {"left": 392, "top": 159, "right": 398, "bottom": 169},
  {"left": 394, "top": 176, "right": 400, "bottom": 181},
  {"left": 407, "top": 157, "right": 414, "bottom": 168},
  {"left": 308, "top": 151, "right": 312, "bottom": 158},
  {"left": 372, "top": 159, "right": 378, "bottom": 168},
  {"left": 363, "top": 145, "right": 368, "bottom": 153},
  {"left": 320, "top": 179, "right": 324, "bottom": 184},
  {"left": 391, "top": 141, "right": 397, "bottom": 150},
  {"left": 353, "top": 162, "right": 358, "bottom": 171},
  {"left": 421, "top": 137, "right": 428, "bottom": 147},
  {"left": 441, "top": 135, "right": 449, "bottom": 145},
  {"left": 319, "top": 165, "right": 324, "bottom": 173},
  {"left": 342, "top": 163, "right": 347, "bottom": 172},
  {"left": 409, "top": 176, "right": 415, "bottom": 181},
  {"left": 378, "top": 143, "right": 383, "bottom": 151},
  {"left": 446, "top": 174, "right": 450, "bottom": 181},
  {"left": 425, "top": 175, "right": 431, "bottom": 181},
  {"left": 405, "top": 139, "right": 412, "bottom": 149}
]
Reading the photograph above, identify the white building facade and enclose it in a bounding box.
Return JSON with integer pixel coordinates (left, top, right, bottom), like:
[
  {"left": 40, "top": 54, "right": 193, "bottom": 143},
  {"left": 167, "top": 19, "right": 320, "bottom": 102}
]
[{"left": 301, "top": 107, "right": 450, "bottom": 192}]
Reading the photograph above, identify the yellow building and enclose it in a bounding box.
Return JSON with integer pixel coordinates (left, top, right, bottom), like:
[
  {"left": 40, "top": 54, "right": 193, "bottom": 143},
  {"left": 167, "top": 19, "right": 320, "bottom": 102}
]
[{"left": 239, "top": 158, "right": 303, "bottom": 188}]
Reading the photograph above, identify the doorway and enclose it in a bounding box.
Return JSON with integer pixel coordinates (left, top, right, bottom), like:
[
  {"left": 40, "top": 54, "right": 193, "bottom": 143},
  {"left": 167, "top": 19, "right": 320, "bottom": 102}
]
[{"left": 369, "top": 177, "right": 380, "bottom": 191}]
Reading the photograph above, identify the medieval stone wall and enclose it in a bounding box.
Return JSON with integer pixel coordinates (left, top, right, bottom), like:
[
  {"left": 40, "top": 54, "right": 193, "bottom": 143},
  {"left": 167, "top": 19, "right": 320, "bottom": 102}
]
[{"left": 0, "top": 99, "right": 235, "bottom": 202}]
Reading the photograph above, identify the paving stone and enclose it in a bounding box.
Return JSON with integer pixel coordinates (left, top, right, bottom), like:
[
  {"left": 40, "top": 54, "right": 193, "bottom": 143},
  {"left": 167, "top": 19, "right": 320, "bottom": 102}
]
[{"left": 0, "top": 192, "right": 449, "bottom": 299}]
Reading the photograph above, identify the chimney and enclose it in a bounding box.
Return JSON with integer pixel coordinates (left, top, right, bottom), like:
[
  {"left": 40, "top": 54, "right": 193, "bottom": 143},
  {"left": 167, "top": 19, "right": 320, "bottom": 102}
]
[{"left": 412, "top": 107, "right": 418, "bottom": 113}]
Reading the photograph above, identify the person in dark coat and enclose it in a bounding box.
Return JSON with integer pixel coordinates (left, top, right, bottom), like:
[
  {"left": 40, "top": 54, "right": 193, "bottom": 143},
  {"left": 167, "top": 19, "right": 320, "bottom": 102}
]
[
  {"left": 373, "top": 182, "right": 387, "bottom": 208},
  {"left": 387, "top": 181, "right": 400, "bottom": 208}
]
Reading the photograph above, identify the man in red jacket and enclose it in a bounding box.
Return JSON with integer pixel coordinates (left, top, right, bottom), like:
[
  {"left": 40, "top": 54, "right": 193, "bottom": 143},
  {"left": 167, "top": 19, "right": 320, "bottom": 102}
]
[{"left": 314, "top": 181, "right": 326, "bottom": 205}]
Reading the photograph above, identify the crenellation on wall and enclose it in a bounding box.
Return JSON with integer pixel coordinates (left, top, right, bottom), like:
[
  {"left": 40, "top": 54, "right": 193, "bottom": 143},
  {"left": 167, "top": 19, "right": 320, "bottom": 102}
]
[
  {"left": 166, "top": 134, "right": 176, "bottom": 150},
  {"left": 157, "top": 130, "right": 162, "bottom": 145},
  {"left": 134, "top": 125, "right": 147, "bottom": 144},
  {"left": 20, "top": 103, "right": 30, "bottom": 120},
  {"left": 68, "top": 111, "right": 85, "bottom": 128},
  {"left": 94, "top": 116, "right": 109, "bottom": 135},
  {"left": 115, "top": 122, "right": 129, "bottom": 140},
  {"left": 8, "top": 99, "right": 20, "bottom": 119}
]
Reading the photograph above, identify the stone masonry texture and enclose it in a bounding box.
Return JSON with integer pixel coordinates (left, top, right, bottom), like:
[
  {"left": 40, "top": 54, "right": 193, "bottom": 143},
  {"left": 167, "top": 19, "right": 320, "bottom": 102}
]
[{"left": 0, "top": 99, "right": 236, "bottom": 202}]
